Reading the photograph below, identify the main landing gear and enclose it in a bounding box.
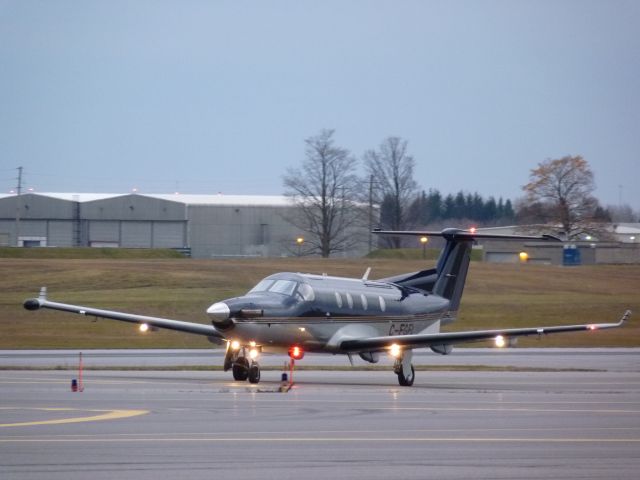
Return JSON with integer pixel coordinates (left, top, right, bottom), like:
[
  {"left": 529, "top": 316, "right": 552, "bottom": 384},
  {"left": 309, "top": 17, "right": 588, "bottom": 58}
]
[
  {"left": 393, "top": 348, "right": 415, "bottom": 387},
  {"left": 224, "top": 344, "right": 261, "bottom": 384}
]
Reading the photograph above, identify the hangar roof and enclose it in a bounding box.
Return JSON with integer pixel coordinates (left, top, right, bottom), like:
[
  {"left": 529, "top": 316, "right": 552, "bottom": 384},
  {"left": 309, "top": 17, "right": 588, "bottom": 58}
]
[{"left": 0, "top": 192, "right": 292, "bottom": 207}]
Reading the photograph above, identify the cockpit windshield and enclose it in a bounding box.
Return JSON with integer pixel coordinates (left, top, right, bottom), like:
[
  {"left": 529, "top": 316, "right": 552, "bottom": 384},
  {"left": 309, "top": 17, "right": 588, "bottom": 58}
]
[
  {"left": 248, "top": 278, "right": 315, "bottom": 301},
  {"left": 269, "top": 280, "right": 297, "bottom": 296},
  {"left": 248, "top": 279, "right": 275, "bottom": 293}
]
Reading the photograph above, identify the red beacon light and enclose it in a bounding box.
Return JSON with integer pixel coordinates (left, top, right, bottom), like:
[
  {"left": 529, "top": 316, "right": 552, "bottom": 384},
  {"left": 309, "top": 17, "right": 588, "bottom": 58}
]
[{"left": 288, "top": 345, "right": 304, "bottom": 360}]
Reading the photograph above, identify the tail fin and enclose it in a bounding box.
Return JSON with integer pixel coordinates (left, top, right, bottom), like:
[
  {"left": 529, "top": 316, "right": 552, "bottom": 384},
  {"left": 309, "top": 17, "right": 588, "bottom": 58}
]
[
  {"left": 432, "top": 230, "right": 473, "bottom": 311},
  {"left": 373, "top": 227, "right": 561, "bottom": 312}
]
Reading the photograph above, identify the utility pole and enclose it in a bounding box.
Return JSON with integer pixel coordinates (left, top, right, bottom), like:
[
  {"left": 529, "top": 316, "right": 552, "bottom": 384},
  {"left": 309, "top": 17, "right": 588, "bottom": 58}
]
[
  {"left": 368, "top": 174, "right": 374, "bottom": 253},
  {"left": 15, "top": 166, "right": 23, "bottom": 247}
]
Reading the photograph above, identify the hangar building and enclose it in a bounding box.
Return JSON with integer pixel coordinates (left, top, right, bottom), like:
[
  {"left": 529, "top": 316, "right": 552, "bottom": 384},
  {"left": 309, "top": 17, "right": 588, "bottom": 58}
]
[{"left": 0, "top": 193, "right": 367, "bottom": 258}]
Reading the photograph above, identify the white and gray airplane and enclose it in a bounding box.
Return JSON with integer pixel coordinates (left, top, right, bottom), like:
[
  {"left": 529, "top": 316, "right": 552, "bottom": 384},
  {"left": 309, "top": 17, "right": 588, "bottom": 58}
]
[{"left": 24, "top": 228, "right": 630, "bottom": 386}]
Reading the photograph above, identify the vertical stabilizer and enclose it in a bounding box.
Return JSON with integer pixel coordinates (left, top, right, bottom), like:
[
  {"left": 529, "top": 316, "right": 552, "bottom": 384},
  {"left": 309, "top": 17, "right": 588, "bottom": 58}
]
[{"left": 432, "top": 229, "right": 473, "bottom": 311}]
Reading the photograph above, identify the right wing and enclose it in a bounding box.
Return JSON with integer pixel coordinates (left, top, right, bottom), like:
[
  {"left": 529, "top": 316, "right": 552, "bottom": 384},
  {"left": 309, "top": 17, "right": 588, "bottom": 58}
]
[
  {"left": 339, "top": 310, "right": 631, "bottom": 353},
  {"left": 24, "top": 288, "right": 225, "bottom": 341}
]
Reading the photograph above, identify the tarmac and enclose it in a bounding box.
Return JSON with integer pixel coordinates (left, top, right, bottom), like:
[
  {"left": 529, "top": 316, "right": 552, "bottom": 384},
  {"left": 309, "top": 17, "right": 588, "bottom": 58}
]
[
  {"left": 3, "top": 347, "right": 640, "bottom": 371},
  {"left": 1, "top": 350, "right": 640, "bottom": 479}
]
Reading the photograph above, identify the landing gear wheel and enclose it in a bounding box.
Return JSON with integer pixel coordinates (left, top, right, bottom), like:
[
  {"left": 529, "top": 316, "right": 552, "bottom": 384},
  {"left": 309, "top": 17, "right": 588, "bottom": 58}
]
[
  {"left": 248, "top": 363, "right": 261, "bottom": 384},
  {"left": 232, "top": 356, "right": 250, "bottom": 381},
  {"left": 397, "top": 364, "right": 415, "bottom": 387}
]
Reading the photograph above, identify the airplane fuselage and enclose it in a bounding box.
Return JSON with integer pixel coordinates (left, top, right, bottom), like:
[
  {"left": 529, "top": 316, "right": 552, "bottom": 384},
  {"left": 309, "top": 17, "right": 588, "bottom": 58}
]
[{"left": 207, "top": 272, "right": 452, "bottom": 355}]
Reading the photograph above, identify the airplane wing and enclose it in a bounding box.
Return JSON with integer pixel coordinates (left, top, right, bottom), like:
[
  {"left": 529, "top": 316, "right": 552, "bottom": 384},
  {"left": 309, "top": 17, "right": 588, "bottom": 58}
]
[
  {"left": 23, "top": 288, "right": 226, "bottom": 342},
  {"left": 339, "top": 310, "right": 631, "bottom": 353}
]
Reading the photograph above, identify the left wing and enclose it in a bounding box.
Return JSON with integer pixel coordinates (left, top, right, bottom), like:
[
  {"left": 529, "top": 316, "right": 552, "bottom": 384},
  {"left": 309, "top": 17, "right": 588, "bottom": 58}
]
[
  {"left": 339, "top": 310, "right": 631, "bottom": 353},
  {"left": 24, "top": 288, "right": 225, "bottom": 342}
]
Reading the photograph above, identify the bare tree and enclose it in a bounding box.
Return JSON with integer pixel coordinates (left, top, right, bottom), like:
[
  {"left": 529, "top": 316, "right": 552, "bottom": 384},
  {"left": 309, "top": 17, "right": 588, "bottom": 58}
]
[
  {"left": 283, "top": 129, "right": 362, "bottom": 257},
  {"left": 521, "top": 155, "right": 605, "bottom": 239},
  {"left": 607, "top": 204, "right": 639, "bottom": 223},
  {"left": 364, "top": 136, "right": 418, "bottom": 248}
]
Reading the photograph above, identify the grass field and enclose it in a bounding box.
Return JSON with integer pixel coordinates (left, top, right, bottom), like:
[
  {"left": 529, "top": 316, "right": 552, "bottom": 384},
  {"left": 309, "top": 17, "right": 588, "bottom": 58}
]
[
  {"left": 0, "top": 247, "right": 184, "bottom": 259},
  {"left": 1, "top": 256, "right": 638, "bottom": 349}
]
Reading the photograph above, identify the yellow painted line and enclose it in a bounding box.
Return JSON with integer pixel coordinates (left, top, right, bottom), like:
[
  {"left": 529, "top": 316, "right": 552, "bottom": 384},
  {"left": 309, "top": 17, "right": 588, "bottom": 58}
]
[{"left": 0, "top": 408, "right": 148, "bottom": 427}]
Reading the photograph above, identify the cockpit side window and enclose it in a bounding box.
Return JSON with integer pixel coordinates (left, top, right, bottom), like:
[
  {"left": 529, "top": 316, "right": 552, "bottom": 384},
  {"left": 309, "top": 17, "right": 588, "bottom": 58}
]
[{"left": 297, "top": 283, "right": 315, "bottom": 302}]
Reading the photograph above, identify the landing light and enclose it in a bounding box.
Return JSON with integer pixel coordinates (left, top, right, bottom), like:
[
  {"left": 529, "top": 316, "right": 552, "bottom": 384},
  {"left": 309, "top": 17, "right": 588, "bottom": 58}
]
[
  {"left": 389, "top": 343, "right": 402, "bottom": 358},
  {"left": 588, "top": 325, "right": 597, "bottom": 331},
  {"left": 231, "top": 340, "right": 241, "bottom": 350},
  {"left": 139, "top": 323, "right": 149, "bottom": 333},
  {"left": 249, "top": 348, "right": 259, "bottom": 360},
  {"left": 494, "top": 335, "right": 506, "bottom": 348}
]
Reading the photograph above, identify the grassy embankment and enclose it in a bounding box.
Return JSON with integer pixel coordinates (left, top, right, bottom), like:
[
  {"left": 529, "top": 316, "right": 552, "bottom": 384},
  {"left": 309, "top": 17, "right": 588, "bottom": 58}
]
[{"left": 0, "top": 247, "right": 637, "bottom": 349}]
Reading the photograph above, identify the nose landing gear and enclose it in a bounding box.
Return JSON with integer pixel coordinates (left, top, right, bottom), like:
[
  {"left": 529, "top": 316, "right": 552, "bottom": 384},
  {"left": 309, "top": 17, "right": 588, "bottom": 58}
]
[{"left": 224, "top": 342, "right": 262, "bottom": 384}]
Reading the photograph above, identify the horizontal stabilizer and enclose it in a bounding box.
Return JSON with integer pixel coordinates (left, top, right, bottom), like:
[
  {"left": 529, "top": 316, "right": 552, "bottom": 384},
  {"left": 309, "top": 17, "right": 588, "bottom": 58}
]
[{"left": 373, "top": 227, "right": 561, "bottom": 242}]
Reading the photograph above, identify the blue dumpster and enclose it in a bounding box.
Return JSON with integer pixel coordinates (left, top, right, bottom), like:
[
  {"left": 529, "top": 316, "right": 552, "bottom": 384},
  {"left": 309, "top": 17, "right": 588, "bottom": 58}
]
[{"left": 563, "top": 245, "right": 581, "bottom": 266}]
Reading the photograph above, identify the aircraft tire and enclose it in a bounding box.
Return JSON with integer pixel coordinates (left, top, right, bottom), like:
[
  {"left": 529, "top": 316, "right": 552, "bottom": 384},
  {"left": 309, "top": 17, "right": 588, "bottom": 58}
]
[
  {"left": 397, "top": 364, "right": 415, "bottom": 387},
  {"left": 232, "top": 357, "right": 250, "bottom": 381},
  {"left": 248, "top": 363, "right": 261, "bottom": 384}
]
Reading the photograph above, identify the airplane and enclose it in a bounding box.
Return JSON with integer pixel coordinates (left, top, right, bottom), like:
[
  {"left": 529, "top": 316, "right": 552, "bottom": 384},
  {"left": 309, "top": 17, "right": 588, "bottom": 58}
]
[{"left": 23, "top": 228, "right": 630, "bottom": 386}]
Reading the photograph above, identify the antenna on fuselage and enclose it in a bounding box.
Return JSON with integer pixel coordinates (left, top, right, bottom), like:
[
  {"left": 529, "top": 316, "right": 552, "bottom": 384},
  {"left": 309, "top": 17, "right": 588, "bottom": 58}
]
[{"left": 362, "top": 267, "right": 372, "bottom": 281}]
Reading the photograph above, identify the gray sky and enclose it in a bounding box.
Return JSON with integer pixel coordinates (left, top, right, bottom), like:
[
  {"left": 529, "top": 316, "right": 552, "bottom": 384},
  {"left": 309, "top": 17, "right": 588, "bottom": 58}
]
[{"left": 1, "top": 0, "right": 639, "bottom": 209}]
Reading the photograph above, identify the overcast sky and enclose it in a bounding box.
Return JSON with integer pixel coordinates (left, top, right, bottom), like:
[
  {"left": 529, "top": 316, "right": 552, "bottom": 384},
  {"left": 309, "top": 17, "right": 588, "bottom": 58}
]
[{"left": 1, "top": 0, "right": 638, "bottom": 209}]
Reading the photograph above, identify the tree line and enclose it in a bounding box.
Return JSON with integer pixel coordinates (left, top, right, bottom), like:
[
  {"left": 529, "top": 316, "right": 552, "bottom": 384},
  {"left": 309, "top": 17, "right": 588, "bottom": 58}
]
[
  {"left": 403, "top": 190, "right": 515, "bottom": 226},
  {"left": 283, "top": 129, "right": 635, "bottom": 257}
]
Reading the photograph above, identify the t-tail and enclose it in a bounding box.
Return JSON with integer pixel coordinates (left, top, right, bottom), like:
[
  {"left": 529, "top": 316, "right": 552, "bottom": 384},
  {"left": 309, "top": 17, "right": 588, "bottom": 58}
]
[{"left": 375, "top": 227, "right": 561, "bottom": 312}]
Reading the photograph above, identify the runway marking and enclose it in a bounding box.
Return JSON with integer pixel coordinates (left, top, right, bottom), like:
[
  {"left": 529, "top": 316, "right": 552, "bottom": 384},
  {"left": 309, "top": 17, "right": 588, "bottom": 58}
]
[
  {"left": 1, "top": 436, "right": 639, "bottom": 443},
  {"left": 0, "top": 408, "right": 149, "bottom": 428},
  {"left": 0, "top": 378, "right": 153, "bottom": 385},
  {"left": 380, "top": 406, "right": 640, "bottom": 414}
]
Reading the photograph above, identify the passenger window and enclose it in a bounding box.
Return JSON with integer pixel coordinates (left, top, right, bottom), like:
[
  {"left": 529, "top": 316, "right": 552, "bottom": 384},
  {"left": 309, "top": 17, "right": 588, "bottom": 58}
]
[
  {"left": 334, "top": 292, "right": 343, "bottom": 308},
  {"left": 379, "top": 296, "right": 386, "bottom": 312},
  {"left": 360, "top": 294, "right": 368, "bottom": 310},
  {"left": 346, "top": 292, "right": 353, "bottom": 309}
]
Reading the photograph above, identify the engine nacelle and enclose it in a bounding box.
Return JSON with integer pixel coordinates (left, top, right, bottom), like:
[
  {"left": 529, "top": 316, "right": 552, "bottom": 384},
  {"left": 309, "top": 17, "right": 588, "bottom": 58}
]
[
  {"left": 359, "top": 351, "right": 380, "bottom": 363},
  {"left": 430, "top": 344, "right": 453, "bottom": 355}
]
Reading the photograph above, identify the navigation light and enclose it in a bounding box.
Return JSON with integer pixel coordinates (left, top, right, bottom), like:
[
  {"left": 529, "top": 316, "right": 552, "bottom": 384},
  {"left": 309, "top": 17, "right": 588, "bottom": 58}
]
[{"left": 288, "top": 345, "right": 304, "bottom": 360}]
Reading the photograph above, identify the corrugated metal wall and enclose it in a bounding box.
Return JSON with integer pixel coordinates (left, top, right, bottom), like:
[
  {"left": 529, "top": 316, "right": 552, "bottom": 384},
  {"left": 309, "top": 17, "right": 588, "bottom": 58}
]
[
  {"left": 152, "top": 221, "right": 186, "bottom": 248},
  {"left": 89, "top": 221, "right": 120, "bottom": 244},
  {"left": 188, "top": 205, "right": 300, "bottom": 258},
  {"left": 0, "top": 194, "right": 367, "bottom": 257},
  {"left": 47, "top": 221, "right": 74, "bottom": 246}
]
